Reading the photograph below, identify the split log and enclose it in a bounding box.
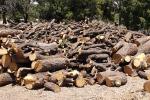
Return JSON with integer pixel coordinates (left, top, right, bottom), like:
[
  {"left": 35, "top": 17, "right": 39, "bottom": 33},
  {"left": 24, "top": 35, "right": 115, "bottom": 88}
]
[
  {"left": 0, "top": 73, "right": 13, "bottom": 86},
  {"left": 0, "top": 29, "right": 23, "bottom": 37},
  {"left": 44, "top": 82, "right": 61, "bottom": 92},
  {"left": 112, "top": 43, "right": 138, "bottom": 64},
  {"left": 0, "top": 48, "right": 8, "bottom": 56},
  {"left": 1, "top": 54, "right": 11, "bottom": 68},
  {"left": 31, "top": 58, "right": 69, "bottom": 72}
]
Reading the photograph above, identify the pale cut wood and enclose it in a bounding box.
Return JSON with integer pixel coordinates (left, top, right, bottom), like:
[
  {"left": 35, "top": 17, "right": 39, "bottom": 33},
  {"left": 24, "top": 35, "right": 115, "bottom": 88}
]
[
  {"left": 75, "top": 74, "right": 86, "bottom": 88},
  {"left": 48, "top": 70, "right": 66, "bottom": 86},
  {"left": 132, "top": 53, "right": 147, "bottom": 69},
  {"left": 0, "top": 48, "right": 8, "bottom": 55},
  {"left": 2, "top": 54, "right": 11, "bottom": 68}
]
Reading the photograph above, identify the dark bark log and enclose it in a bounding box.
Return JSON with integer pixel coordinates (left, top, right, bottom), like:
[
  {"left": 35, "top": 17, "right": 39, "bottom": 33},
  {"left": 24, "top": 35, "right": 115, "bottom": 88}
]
[
  {"left": 44, "top": 82, "right": 61, "bottom": 92},
  {"left": 31, "top": 58, "right": 69, "bottom": 72},
  {"left": 0, "top": 73, "right": 13, "bottom": 86}
]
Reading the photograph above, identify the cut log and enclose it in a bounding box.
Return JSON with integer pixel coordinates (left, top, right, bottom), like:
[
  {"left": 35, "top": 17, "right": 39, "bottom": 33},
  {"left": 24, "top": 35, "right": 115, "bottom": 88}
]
[
  {"left": 48, "top": 70, "right": 66, "bottom": 86},
  {"left": 44, "top": 82, "right": 61, "bottom": 92},
  {"left": 0, "top": 29, "right": 23, "bottom": 37},
  {"left": 124, "top": 32, "right": 132, "bottom": 42},
  {"left": 16, "top": 67, "right": 34, "bottom": 78},
  {"left": 134, "top": 36, "right": 150, "bottom": 46},
  {"left": 82, "top": 44, "right": 106, "bottom": 50},
  {"left": 124, "top": 64, "right": 137, "bottom": 76},
  {"left": 138, "top": 40, "right": 150, "bottom": 54},
  {"left": 96, "top": 71, "right": 127, "bottom": 86},
  {"left": 112, "top": 43, "right": 138, "bottom": 64},
  {"left": 25, "top": 78, "right": 44, "bottom": 90},
  {"left": 62, "top": 78, "right": 74, "bottom": 87},
  {"left": 22, "top": 72, "right": 49, "bottom": 88},
  {"left": 105, "top": 75, "right": 127, "bottom": 87},
  {"left": 123, "top": 55, "right": 132, "bottom": 64},
  {"left": 67, "top": 70, "right": 80, "bottom": 78},
  {"left": 8, "top": 61, "right": 18, "bottom": 74},
  {"left": 89, "top": 60, "right": 108, "bottom": 71},
  {"left": 0, "top": 73, "right": 13, "bottom": 86},
  {"left": 138, "top": 70, "right": 150, "bottom": 80},
  {"left": 78, "top": 49, "right": 111, "bottom": 56},
  {"left": 86, "top": 77, "right": 95, "bottom": 85},
  {"left": 132, "top": 53, "right": 147, "bottom": 69},
  {"left": 75, "top": 74, "right": 86, "bottom": 88},
  {"left": 11, "top": 43, "right": 30, "bottom": 63},
  {"left": 144, "top": 81, "right": 150, "bottom": 93},
  {"left": 29, "top": 52, "right": 63, "bottom": 61},
  {"left": 146, "top": 55, "right": 150, "bottom": 67},
  {"left": 112, "top": 41, "right": 126, "bottom": 53},
  {"left": 87, "top": 54, "right": 109, "bottom": 62},
  {"left": 31, "top": 58, "right": 69, "bottom": 72}
]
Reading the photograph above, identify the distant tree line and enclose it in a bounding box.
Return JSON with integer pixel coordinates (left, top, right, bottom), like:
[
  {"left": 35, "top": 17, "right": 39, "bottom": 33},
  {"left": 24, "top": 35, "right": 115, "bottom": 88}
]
[{"left": 0, "top": 0, "right": 150, "bottom": 30}]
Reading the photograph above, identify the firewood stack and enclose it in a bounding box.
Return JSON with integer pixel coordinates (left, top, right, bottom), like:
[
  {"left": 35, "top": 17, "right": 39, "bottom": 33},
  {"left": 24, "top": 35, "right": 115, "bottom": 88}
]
[{"left": 0, "top": 20, "right": 150, "bottom": 93}]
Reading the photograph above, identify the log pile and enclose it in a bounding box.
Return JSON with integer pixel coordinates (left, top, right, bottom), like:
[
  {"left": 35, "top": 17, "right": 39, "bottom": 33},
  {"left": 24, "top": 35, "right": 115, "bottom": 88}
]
[{"left": 0, "top": 20, "right": 150, "bottom": 93}]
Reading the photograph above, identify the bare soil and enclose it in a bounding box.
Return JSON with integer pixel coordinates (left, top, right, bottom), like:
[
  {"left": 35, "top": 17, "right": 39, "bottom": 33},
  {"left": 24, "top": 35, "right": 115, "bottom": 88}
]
[{"left": 0, "top": 76, "right": 150, "bottom": 100}]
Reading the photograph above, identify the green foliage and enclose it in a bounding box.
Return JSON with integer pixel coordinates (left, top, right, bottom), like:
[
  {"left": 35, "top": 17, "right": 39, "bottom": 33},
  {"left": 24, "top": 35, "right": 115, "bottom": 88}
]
[{"left": 1, "top": 0, "right": 150, "bottom": 30}]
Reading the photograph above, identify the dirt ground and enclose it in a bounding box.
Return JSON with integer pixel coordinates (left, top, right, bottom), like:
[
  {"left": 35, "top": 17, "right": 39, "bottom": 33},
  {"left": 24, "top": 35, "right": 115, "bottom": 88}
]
[{"left": 0, "top": 76, "right": 150, "bottom": 100}]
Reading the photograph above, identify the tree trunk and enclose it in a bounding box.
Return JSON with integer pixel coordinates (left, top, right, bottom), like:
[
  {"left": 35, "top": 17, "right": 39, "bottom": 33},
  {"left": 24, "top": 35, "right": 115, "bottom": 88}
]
[
  {"left": 2, "top": 11, "right": 7, "bottom": 24},
  {"left": 24, "top": 13, "right": 28, "bottom": 23}
]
